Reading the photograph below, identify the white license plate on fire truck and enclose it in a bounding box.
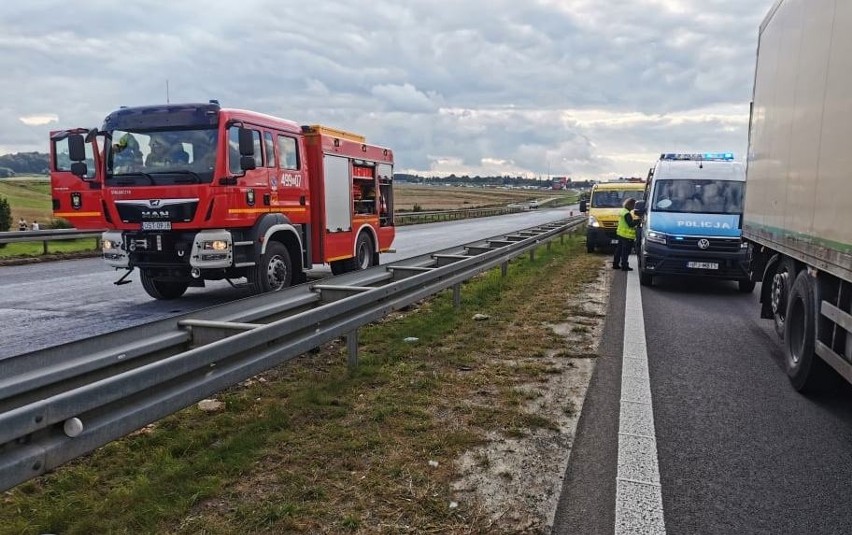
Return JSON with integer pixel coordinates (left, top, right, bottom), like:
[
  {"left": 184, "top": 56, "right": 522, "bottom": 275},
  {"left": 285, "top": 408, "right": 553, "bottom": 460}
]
[
  {"left": 142, "top": 221, "right": 172, "bottom": 231},
  {"left": 687, "top": 261, "right": 719, "bottom": 270},
  {"left": 610, "top": 239, "right": 619, "bottom": 245}
]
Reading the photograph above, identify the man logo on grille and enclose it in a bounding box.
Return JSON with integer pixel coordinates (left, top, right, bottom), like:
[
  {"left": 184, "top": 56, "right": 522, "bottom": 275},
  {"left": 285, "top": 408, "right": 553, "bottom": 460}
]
[
  {"left": 698, "top": 238, "right": 711, "bottom": 250},
  {"left": 149, "top": 199, "right": 161, "bottom": 207}
]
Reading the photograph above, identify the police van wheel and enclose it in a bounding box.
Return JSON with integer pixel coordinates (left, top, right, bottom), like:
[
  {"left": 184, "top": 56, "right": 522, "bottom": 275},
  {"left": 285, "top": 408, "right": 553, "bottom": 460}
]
[
  {"left": 738, "top": 280, "right": 756, "bottom": 293},
  {"left": 140, "top": 270, "right": 189, "bottom": 300},
  {"left": 249, "top": 241, "right": 292, "bottom": 293},
  {"left": 586, "top": 242, "right": 594, "bottom": 253},
  {"left": 639, "top": 271, "right": 653, "bottom": 287}
]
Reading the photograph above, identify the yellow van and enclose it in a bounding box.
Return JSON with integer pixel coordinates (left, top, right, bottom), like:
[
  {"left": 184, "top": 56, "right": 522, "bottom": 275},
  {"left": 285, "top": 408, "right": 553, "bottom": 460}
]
[{"left": 579, "top": 181, "right": 646, "bottom": 252}]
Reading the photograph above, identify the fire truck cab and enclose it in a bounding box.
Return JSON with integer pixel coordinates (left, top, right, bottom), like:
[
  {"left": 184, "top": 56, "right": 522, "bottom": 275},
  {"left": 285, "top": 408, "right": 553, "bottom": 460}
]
[{"left": 59, "top": 102, "right": 395, "bottom": 299}]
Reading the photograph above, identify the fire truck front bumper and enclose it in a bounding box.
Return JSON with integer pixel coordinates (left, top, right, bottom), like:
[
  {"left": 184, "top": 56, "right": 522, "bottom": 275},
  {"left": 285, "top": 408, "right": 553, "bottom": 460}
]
[
  {"left": 102, "top": 231, "right": 129, "bottom": 268},
  {"left": 101, "top": 230, "right": 235, "bottom": 270}
]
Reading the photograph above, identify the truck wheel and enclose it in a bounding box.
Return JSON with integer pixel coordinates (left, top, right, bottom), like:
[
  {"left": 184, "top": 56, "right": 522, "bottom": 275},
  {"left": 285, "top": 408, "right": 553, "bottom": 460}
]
[
  {"left": 770, "top": 259, "right": 796, "bottom": 338},
  {"left": 249, "top": 241, "right": 292, "bottom": 293},
  {"left": 140, "top": 270, "right": 189, "bottom": 300},
  {"left": 331, "top": 233, "right": 375, "bottom": 275},
  {"left": 639, "top": 271, "right": 653, "bottom": 287},
  {"left": 353, "top": 232, "right": 375, "bottom": 270},
  {"left": 784, "top": 271, "right": 835, "bottom": 393},
  {"left": 738, "top": 280, "right": 756, "bottom": 293}
]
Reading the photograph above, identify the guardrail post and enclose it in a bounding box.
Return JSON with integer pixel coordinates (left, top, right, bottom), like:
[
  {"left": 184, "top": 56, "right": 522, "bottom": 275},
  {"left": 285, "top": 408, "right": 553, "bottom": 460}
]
[
  {"left": 347, "top": 330, "right": 359, "bottom": 369},
  {"left": 42, "top": 240, "right": 48, "bottom": 255},
  {"left": 453, "top": 284, "right": 461, "bottom": 309},
  {"left": 560, "top": 233, "right": 564, "bottom": 244},
  {"left": 95, "top": 237, "right": 100, "bottom": 249},
  {"left": 547, "top": 241, "right": 552, "bottom": 252},
  {"left": 501, "top": 262, "right": 508, "bottom": 277},
  {"left": 529, "top": 249, "right": 536, "bottom": 262}
]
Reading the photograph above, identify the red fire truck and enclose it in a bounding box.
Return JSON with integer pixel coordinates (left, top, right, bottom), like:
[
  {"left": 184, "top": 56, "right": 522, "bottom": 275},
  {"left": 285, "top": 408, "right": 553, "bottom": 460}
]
[{"left": 53, "top": 101, "right": 395, "bottom": 300}]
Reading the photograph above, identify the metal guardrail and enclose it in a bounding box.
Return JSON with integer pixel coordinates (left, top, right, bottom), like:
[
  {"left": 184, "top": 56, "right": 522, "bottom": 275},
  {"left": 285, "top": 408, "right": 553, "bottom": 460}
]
[
  {"left": 0, "top": 229, "right": 104, "bottom": 254},
  {"left": 394, "top": 205, "right": 526, "bottom": 224},
  {"left": 0, "top": 217, "right": 584, "bottom": 491}
]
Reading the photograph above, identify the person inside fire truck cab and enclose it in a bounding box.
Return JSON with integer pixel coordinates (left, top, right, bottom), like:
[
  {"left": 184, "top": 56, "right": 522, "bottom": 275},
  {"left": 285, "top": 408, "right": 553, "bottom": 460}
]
[
  {"left": 146, "top": 134, "right": 189, "bottom": 167},
  {"left": 112, "top": 133, "right": 142, "bottom": 172}
]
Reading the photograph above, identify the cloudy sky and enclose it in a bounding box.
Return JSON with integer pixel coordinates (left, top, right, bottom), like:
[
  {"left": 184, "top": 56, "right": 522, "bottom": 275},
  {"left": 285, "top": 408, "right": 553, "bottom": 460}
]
[{"left": 0, "top": 0, "right": 774, "bottom": 180}]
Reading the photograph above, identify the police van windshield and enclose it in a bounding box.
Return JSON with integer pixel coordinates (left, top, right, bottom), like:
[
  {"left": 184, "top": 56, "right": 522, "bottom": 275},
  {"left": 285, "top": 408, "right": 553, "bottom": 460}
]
[
  {"left": 106, "top": 128, "right": 218, "bottom": 185},
  {"left": 651, "top": 179, "right": 744, "bottom": 214},
  {"left": 591, "top": 189, "right": 645, "bottom": 208}
]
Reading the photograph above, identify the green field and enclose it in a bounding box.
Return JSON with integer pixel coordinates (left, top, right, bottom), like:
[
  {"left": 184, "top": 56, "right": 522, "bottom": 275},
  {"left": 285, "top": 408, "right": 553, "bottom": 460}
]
[{"left": 0, "top": 178, "right": 52, "bottom": 225}]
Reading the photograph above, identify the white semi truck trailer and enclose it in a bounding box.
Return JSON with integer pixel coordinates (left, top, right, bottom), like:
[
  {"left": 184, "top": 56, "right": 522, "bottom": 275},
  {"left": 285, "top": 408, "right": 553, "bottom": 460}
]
[{"left": 745, "top": 0, "right": 852, "bottom": 392}]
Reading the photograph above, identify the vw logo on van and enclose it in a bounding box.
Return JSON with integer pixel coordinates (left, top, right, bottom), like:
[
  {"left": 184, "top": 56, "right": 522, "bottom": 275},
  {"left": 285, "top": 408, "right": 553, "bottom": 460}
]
[{"left": 697, "top": 238, "right": 711, "bottom": 250}]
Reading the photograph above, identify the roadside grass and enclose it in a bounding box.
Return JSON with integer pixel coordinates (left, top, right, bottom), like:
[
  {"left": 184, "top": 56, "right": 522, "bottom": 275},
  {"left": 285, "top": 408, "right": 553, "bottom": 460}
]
[
  {"left": 0, "top": 238, "right": 100, "bottom": 257},
  {"left": 0, "top": 236, "right": 601, "bottom": 534}
]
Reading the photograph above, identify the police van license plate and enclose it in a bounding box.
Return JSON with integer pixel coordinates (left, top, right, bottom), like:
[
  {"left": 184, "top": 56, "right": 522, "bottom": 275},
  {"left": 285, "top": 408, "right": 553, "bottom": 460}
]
[
  {"left": 610, "top": 239, "right": 619, "bottom": 245},
  {"left": 142, "top": 221, "right": 171, "bottom": 231},
  {"left": 687, "top": 261, "right": 718, "bottom": 270}
]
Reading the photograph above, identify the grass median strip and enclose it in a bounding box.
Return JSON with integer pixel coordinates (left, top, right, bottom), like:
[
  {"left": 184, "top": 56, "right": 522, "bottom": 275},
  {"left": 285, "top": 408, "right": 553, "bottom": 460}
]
[{"left": 1, "top": 235, "right": 604, "bottom": 534}]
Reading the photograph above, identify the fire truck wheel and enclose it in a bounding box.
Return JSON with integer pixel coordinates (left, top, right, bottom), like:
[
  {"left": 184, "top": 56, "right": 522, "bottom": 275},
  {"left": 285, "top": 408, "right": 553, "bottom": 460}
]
[
  {"left": 353, "top": 232, "right": 375, "bottom": 271},
  {"left": 250, "top": 241, "right": 292, "bottom": 293},
  {"left": 330, "top": 233, "right": 375, "bottom": 275},
  {"left": 140, "top": 270, "right": 189, "bottom": 300}
]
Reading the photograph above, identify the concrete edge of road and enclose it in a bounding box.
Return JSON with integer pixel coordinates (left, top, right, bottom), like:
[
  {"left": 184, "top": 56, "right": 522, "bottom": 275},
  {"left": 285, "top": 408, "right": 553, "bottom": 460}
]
[
  {"left": 551, "top": 256, "right": 666, "bottom": 535},
  {"left": 614, "top": 258, "right": 666, "bottom": 534}
]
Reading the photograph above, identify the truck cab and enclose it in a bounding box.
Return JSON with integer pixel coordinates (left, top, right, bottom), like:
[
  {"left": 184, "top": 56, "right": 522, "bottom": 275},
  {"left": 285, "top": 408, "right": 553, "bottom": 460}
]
[
  {"left": 636, "top": 153, "right": 753, "bottom": 291},
  {"left": 579, "top": 181, "right": 646, "bottom": 252}
]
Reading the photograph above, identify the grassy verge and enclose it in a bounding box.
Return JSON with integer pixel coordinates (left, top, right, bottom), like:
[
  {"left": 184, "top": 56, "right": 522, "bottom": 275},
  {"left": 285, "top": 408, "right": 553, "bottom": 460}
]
[
  {"left": 0, "top": 236, "right": 602, "bottom": 534},
  {"left": 0, "top": 238, "right": 100, "bottom": 258}
]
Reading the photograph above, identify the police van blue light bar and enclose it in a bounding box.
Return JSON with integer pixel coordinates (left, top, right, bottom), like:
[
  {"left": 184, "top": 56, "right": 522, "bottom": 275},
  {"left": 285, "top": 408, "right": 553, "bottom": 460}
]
[{"left": 660, "top": 152, "right": 735, "bottom": 161}]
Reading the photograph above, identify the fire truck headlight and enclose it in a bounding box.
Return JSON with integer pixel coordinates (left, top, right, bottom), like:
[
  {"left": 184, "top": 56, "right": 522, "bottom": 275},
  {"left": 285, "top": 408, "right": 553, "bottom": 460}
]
[
  {"left": 203, "top": 240, "right": 229, "bottom": 251},
  {"left": 588, "top": 215, "right": 601, "bottom": 228},
  {"left": 102, "top": 239, "right": 121, "bottom": 250}
]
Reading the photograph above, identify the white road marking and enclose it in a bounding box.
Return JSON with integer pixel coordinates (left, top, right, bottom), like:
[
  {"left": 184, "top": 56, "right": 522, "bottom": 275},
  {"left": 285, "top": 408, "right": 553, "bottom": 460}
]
[{"left": 615, "top": 258, "right": 666, "bottom": 534}]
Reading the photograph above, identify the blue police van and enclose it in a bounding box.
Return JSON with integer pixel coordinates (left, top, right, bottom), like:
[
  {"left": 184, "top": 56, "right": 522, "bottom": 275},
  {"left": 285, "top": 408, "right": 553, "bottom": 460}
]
[{"left": 635, "top": 153, "right": 753, "bottom": 292}]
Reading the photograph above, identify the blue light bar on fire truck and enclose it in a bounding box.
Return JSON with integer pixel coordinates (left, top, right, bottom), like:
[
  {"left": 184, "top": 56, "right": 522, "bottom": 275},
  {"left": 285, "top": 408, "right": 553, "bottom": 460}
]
[{"left": 659, "top": 152, "right": 735, "bottom": 161}]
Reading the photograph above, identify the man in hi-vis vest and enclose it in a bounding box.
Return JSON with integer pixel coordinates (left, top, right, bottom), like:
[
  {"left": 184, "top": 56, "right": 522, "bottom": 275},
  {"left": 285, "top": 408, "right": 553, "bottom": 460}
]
[{"left": 612, "top": 197, "right": 642, "bottom": 271}]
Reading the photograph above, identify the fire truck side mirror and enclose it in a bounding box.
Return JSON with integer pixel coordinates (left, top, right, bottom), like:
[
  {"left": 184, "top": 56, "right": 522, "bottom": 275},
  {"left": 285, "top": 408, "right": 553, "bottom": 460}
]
[
  {"left": 68, "top": 134, "right": 87, "bottom": 162},
  {"left": 238, "top": 127, "right": 256, "bottom": 171},
  {"left": 70, "top": 162, "right": 88, "bottom": 178}
]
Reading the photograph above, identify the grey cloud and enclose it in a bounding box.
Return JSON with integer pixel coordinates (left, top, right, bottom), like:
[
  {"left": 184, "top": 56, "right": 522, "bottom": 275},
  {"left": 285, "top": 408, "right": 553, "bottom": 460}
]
[{"left": 0, "top": 0, "right": 774, "bottom": 178}]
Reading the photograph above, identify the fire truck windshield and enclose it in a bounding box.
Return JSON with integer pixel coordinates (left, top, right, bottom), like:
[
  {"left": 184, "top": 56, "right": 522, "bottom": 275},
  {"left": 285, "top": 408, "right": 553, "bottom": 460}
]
[{"left": 107, "top": 128, "right": 218, "bottom": 185}]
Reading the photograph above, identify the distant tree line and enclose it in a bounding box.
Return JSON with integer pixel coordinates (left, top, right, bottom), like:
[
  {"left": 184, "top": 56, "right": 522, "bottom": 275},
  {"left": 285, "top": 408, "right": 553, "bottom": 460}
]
[
  {"left": 394, "top": 173, "right": 598, "bottom": 189},
  {"left": 0, "top": 151, "right": 50, "bottom": 177}
]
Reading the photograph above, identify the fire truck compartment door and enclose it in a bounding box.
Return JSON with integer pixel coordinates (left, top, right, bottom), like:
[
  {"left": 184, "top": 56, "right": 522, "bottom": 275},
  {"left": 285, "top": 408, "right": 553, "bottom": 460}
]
[{"left": 324, "top": 154, "right": 352, "bottom": 232}]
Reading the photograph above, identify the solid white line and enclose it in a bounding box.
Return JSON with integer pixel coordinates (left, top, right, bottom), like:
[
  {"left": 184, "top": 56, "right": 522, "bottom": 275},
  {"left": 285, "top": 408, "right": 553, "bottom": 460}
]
[{"left": 614, "top": 257, "right": 666, "bottom": 535}]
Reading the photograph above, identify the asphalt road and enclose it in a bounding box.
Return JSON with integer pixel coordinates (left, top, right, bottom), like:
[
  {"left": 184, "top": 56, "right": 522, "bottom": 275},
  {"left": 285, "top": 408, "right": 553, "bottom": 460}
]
[
  {"left": 0, "top": 207, "right": 576, "bottom": 359},
  {"left": 554, "top": 267, "right": 852, "bottom": 534}
]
